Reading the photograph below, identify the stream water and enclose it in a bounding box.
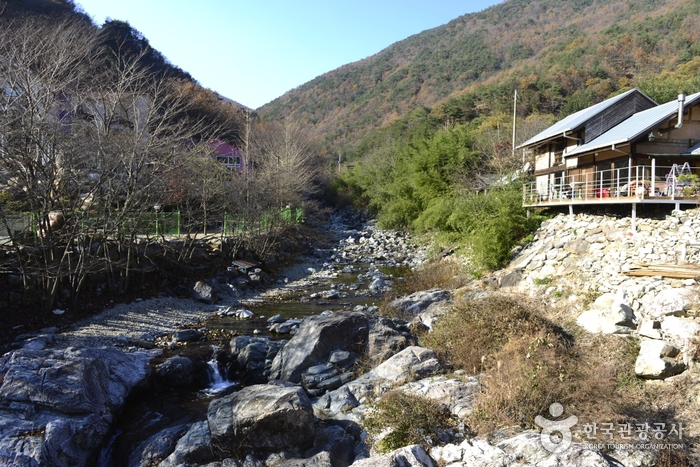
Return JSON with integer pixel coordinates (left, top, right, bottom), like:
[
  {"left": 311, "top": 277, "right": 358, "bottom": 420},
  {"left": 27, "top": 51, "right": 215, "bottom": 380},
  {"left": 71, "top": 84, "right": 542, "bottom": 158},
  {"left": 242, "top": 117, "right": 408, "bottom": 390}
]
[
  {"left": 96, "top": 211, "right": 427, "bottom": 465},
  {"left": 99, "top": 259, "right": 408, "bottom": 466}
]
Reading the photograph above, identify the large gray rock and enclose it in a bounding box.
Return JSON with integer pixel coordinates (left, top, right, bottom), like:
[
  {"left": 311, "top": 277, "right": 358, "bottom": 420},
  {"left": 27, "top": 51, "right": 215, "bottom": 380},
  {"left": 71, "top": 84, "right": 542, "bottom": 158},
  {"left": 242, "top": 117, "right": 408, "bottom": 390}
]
[
  {"left": 270, "top": 312, "right": 369, "bottom": 383},
  {"left": 351, "top": 444, "right": 435, "bottom": 467},
  {"left": 635, "top": 339, "right": 686, "bottom": 379},
  {"left": 207, "top": 384, "right": 315, "bottom": 454},
  {"left": 229, "top": 336, "right": 283, "bottom": 385},
  {"left": 400, "top": 376, "right": 480, "bottom": 419},
  {"left": 370, "top": 346, "right": 442, "bottom": 385},
  {"left": 316, "top": 346, "right": 442, "bottom": 420},
  {"left": 127, "top": 423, "right": 191, "bottom": 467},
  {"left": 0, "top": 347, "right": 152, "bottom": 467},
  {"left": 386, "top": 289, "right": 452, "bottom": 317},
  {"left": 158, "top": 421, "right": 216, "bottom": 467},
  {"left": 156, "top": 355, "right": 195, "bottom": 387},
  {"left": 366, "top": 318, "right": 416, "bottom": 368},
  {"left": 192, "top": 280, "right": 218, "bottom": 304}
]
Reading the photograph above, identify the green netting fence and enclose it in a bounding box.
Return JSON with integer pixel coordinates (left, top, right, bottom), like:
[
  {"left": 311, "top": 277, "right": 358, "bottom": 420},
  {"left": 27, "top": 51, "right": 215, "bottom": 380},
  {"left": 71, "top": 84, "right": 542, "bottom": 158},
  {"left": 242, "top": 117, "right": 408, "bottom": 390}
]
[
  {"left": 1, "top": 207, "right": 304, "bottom": 242},
  {"left": 223, "top": 207, "right": 304, "bottom": 237}
]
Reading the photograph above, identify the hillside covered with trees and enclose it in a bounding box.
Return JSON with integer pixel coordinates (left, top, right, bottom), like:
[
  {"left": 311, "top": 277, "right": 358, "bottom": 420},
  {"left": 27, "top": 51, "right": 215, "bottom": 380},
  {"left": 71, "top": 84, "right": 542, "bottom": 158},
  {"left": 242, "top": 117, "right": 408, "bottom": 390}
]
[{"left": 259, "top": 0, "right": 700, "bottom": 157}]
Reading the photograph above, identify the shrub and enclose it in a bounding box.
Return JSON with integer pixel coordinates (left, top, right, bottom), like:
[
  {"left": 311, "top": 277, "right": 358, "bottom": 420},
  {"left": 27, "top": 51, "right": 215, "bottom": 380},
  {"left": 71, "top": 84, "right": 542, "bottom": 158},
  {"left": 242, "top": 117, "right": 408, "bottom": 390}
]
[
  {"left": 363, "top": 391, "right": 455, "bottom": 454},
  {"left": 420, "top": 294, "right": 563, "bottom": 374}
]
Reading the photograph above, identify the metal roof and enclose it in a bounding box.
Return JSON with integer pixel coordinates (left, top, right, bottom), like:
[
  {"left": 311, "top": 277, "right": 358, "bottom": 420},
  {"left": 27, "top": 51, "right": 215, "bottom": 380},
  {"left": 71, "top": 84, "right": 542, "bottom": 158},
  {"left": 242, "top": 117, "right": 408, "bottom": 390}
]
[
  {"left": 565, "top": 91, "right": 700, "bottom": 157},
  {"left": 681, "top": 140, "right": 700, "bottom": 155},
  {"left": 516, "top": 88, "right": 650, "bottom": 149}
]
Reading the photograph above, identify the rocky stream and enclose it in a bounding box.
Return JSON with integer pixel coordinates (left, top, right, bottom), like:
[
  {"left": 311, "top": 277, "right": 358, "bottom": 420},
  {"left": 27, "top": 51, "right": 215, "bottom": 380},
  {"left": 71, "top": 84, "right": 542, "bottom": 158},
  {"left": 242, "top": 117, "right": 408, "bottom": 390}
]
[{"left": 4, "top": 208, "right": 700, "bottom": 466}]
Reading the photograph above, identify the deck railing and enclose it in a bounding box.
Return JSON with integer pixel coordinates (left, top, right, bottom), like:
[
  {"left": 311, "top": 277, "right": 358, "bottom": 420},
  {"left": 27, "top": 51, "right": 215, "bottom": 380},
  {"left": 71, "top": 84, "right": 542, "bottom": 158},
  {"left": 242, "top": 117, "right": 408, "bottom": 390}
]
[{"left": 523, "top": 164, "right": 700, "bottom": 206}]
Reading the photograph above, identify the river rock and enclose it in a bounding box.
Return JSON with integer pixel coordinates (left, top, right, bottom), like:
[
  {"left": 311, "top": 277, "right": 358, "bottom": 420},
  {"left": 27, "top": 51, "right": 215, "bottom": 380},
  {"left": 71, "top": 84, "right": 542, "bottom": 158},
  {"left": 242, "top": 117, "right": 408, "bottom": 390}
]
[
  {"left": 158, "top": 420, "right": 216, "bottom": 467},
  {"left": 127, "top": 423, "right": 191, "bottom": 467},
  {"left": 172, "top": 329, "right": 203, "bottom": 343},
  {"left": 366, "top": 317, "right": 416, "bottom": 368},
  {"left": 635, "top": 339, "right": 685, "bottom": 379},
  {"left": 207, "top": 384, "right": 315, "bottom": 454},
  {"left": 192, "top": 280, "right": 218, "bottom": 304},
  {"left": 156, "top": 355, "right": 195, "bottom": 388},
  {"left": 386, "top": 289, "right": 452, "bottom": 317},
  {"left": 269, "top": 312, "right": 369, "bottom": 383},
  {"left": 0, "top": 347, "right": 152, "bottom": 467},
  {"left": 277, "top": 425, "right": 356, "bottom": 467},
  {"left": 228, "top": 336, "right": 282, "bottom": 385},
  {"left": 316, "top": 346, "right": 443, "bottom": 421},
  {"left": 351, "top": 444, "right": 435, "bottom": 467}
]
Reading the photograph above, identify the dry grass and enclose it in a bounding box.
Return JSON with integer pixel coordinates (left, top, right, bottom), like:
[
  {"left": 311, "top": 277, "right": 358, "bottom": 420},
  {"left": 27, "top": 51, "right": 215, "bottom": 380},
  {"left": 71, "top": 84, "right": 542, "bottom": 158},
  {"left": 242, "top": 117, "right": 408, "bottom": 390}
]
[
  {"left": 418, "top": 292, "right": 696, "bottom": 464},
  {"left": 379, "top": 259, "right": 468, "bottom": 317},
  {"left": 392, "top": 260, "right": 468, "bottom": 297}
]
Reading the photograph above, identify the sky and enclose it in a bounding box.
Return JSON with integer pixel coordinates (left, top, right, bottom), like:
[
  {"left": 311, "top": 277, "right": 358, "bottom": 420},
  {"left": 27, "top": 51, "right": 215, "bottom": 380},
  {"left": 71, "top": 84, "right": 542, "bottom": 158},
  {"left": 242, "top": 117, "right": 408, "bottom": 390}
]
[{"left": 75, "top": 1, "right": 501, "bottom": 110}]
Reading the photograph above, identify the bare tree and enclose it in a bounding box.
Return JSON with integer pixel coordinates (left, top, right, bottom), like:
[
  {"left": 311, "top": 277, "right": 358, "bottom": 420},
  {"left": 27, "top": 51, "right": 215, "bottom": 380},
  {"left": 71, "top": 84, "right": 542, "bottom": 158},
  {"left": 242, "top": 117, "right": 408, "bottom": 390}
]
[
  {"left": 251, "top": 121, "right": 321, "bottom": 209},
  {"left": 0, "top": 14, "right": 222, "bottom": 308}
]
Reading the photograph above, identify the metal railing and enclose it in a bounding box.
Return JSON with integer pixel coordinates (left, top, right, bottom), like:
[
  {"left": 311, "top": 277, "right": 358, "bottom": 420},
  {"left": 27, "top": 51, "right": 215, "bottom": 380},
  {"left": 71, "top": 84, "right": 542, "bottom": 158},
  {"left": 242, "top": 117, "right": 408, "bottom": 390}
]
[{"left": 523, "top": 164, "right": 700, "bottom": 206}]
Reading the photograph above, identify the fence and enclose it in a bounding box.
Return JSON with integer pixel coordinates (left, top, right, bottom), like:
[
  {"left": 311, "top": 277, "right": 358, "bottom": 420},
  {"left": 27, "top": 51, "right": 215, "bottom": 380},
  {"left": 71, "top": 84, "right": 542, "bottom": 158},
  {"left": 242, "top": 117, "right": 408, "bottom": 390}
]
[
  {"left": 0, "top": 207, "right": 304, "bottom": 243},
  {"left": 223, "top": 207, "right": 305, "bottom": 237}
]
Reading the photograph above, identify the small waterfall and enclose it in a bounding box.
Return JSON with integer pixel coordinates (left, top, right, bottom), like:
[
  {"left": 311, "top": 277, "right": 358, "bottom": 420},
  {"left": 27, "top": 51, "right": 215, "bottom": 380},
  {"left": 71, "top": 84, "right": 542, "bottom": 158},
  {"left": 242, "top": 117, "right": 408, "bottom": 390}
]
[{"left": 204, "top": 346, "right": 236, "bottom": 395}]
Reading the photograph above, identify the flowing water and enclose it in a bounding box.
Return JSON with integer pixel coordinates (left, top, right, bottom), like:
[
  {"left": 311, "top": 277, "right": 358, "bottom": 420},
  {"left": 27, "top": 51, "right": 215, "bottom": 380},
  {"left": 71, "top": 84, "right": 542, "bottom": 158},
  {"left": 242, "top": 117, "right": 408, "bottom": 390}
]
[{"left": 100, "top": 262, "right": 405, "bottom": 466}]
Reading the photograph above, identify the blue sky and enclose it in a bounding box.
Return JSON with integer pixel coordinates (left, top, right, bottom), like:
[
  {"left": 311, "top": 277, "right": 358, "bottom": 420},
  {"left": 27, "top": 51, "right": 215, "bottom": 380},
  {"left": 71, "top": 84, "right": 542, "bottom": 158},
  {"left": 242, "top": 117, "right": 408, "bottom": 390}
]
[{"left": 76, "top": 1, "right": 501, "bottom": 109}]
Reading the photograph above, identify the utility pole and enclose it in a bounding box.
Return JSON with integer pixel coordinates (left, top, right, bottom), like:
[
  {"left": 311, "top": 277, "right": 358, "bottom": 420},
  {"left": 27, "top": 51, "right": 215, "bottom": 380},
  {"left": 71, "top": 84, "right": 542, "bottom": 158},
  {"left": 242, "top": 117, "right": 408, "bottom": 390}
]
[
  {"left": 512, "top": 89, "right": 517, "bottom": 160},
  {"left": 244, "top": 109, "right": 251, "bottom": 210}
]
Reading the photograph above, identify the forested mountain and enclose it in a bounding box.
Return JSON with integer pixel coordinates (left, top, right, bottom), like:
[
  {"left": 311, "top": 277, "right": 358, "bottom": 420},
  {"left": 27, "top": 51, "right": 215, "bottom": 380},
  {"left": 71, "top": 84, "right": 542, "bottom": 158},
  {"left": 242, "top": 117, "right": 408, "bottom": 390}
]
[{"left": 258, "top": 0, "right": 700, "bottom": 156}]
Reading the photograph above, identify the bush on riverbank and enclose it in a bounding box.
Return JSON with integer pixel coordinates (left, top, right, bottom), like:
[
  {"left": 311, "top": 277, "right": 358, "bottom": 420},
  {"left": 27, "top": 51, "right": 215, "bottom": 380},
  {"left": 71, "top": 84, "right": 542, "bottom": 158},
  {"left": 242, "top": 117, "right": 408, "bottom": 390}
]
[
  {"left": 363, "top": 391, "right": 456, "bottom": 454},
  {"left": 420, "top": 293, "right": 693, "bottom": 464}
]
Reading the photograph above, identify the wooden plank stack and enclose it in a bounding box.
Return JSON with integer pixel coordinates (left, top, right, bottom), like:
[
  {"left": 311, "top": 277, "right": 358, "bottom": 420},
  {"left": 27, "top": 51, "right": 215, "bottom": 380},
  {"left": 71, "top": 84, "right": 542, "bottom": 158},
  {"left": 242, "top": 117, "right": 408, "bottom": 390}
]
[{"left": 625, "top": 263, "right": 700, "bottom": 279}]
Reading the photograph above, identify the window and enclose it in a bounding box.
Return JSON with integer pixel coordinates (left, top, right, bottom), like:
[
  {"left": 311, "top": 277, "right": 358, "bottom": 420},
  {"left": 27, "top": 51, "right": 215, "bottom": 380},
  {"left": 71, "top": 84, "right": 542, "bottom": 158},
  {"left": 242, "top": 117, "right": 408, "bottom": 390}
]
[{"left": 216, "top": 155, "right": 242, "bottom": 169}]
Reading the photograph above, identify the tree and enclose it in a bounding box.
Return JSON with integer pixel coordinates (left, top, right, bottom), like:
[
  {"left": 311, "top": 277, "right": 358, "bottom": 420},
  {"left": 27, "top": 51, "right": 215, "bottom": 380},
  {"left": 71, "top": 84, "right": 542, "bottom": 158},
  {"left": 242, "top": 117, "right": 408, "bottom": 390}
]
[
  {"left": 251, "top": 121, "right": 322, "bottom": 210},
  {"left": 0, "top": 14, "right": 222, "bottom": 309}
]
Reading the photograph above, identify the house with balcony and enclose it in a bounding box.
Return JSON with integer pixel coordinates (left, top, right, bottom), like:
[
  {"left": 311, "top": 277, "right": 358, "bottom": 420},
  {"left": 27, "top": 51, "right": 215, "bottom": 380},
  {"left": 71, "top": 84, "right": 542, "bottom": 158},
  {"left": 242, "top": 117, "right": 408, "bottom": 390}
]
[{"left": 521, "top": 89, "right": 700, "bottom": 218}]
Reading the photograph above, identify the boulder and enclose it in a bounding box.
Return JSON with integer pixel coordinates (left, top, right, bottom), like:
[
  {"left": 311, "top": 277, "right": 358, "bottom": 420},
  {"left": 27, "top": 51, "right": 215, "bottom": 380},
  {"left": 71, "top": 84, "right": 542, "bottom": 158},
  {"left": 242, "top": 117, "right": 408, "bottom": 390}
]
[
  {"left": 351, "top": 444, "right": 435, "bottom": 467},
  {"left": 635, "top": 339, "right": 685, "bottom": 379},
  {"left": 431, "top": 438, "right": 511, "bottom": 467},
  {"left": 156, "top": 355, "right": 195, "bottom": 388},
  {"left": 127, "top": 423, "right": 191, "bottom": 467},
  {"left": 0, "top": 347, "right": 152, "bottom": 467},
  {"left": 497, "top": 431, "right": 612, "bottom": 466},
  {"left": 370, "top": 346, "right": 442, "bottom": 385},
  {"left": 172, "top": 329, "right": 203, "bottom": 343},
  {"left": 649, "top": 287, "right": 696, "bottom": 319},
  {"left": 386, "top": 289, "right": 452, "bottom": 317},
  {"left": 270, "top": 312, "right": 369, "bottom": 383},
  {"left": 228, "top": 336, "right": 283, "bottom": 385},
  {"left": 660, "top": 316, "right": 700, "bottom": 342},
  {"left": 400, "top": 376, "right": 480, "bottom": 419},
  {"left": 366, "top": 318, "right": 416, "bottom": 368},
  {"left": 157, "top": 421, "right": 216, "bottom": 467},
  {"left": 317, "top": 346, "right": 443, "bottom": 420},
  {"left": 207, "top": 384, "right": 315, "bottom": 454},
  {"left": 192, "top": 280, "right": 218, "bottom": 304},
  {"left": 576, "top": 291, "right": 636, "bottom": 334}
]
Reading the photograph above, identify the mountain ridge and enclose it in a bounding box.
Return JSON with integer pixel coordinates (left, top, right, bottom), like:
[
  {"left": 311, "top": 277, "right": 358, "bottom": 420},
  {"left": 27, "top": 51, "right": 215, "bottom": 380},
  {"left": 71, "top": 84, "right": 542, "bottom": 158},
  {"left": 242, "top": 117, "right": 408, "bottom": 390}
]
[{"left": 258, "top": 0, "right": 700, "bottom": 156}]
